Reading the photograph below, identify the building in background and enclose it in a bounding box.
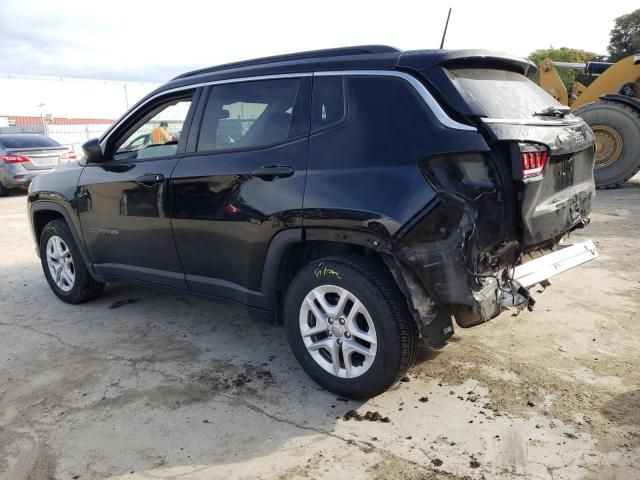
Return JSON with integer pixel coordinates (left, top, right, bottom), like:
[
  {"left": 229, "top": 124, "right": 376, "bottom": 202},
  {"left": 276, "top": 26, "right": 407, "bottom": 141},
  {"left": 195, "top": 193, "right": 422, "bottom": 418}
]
[
  {"left": 0, "top": 115, "right": 116, "bottom": 154},
  {"left": 0, "top": 73, "right": 160, "bottom": 154}
]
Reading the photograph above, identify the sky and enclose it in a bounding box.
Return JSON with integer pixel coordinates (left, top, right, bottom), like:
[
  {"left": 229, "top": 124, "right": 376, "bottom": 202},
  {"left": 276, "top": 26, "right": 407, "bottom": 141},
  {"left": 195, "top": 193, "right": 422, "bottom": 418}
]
[{"left": 1, "top": 0, "right": 638, "bottom": 83}]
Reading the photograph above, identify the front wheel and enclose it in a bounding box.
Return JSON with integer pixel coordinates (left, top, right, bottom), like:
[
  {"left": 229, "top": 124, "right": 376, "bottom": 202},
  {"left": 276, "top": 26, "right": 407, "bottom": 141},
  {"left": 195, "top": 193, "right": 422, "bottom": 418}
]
[
  {"left": 284, "top": 255, "right": 417, "bottom": 399},
  {"left": 40, "top": 219, "right": 105, "bottom": 304}
]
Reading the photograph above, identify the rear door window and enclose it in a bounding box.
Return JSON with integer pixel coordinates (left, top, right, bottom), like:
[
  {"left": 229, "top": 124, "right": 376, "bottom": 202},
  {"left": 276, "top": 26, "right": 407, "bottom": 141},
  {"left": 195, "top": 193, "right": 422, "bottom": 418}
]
[
  {"left": 197, "top": 78, "right": 305, "bottom": 152},
  {"left": 445, "top": 68, "right": 560, "bottom": 119}
]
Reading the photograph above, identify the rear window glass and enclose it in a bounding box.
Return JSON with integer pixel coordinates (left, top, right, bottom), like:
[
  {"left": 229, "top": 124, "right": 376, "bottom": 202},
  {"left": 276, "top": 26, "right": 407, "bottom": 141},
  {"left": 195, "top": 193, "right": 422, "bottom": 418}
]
[
  {"left": 0, "top": 135, "right": 60, "bottom": 149},
  {"left": 445, "top": 68, "right": 560, "bottom": 119}
]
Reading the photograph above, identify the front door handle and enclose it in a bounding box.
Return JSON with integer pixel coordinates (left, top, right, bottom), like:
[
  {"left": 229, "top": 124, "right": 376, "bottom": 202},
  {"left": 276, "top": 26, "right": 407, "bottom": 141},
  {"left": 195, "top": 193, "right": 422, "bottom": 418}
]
[
  {"left": 136, "top": 173, "right": 165, "bottom": 187},
  {"left": 250, "top": 164, "right": 295, "bottom": 181}
]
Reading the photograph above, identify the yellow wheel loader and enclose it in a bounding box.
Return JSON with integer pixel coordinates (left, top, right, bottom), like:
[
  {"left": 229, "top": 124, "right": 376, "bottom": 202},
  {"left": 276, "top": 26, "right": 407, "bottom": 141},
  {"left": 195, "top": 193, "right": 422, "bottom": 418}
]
[{"left": 539, "top": 54, "right": 640, "bottom": 188}]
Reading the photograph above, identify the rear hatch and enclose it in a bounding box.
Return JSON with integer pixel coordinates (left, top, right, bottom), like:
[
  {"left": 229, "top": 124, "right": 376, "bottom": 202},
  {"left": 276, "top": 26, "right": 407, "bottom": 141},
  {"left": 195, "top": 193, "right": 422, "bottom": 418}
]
[
  {"left": 6, "top": 146, "right": 69, "bottom": 170},
  {"left": 0, "top": 135, "right": 68, "bottom": 170},
  {"left": 418, "top": 61, "right": 595, "bottom": 247},
  {"left": 481, "top": 115, "right": 594, "bottom": 245}
]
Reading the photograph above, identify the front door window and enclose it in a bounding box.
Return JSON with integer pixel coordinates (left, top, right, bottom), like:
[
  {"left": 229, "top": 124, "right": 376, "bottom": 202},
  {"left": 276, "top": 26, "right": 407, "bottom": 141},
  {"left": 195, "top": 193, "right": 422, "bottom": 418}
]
[{"left": 113, "top": 98, "right": 192, "bottom": 161}]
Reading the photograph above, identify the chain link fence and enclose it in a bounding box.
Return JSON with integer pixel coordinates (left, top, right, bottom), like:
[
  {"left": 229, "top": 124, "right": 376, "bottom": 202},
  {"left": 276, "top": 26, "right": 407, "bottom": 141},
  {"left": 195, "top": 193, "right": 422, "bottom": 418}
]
[{"left": 46, "top": 124, "right": 113, "bottom": 155}]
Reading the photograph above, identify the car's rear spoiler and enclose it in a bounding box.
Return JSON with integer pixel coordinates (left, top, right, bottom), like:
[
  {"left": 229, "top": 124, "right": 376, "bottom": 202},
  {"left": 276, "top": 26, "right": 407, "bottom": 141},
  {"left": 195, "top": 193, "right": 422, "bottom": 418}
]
[{"left": 398, "top": 49, "right": 536, "bottom": 77}]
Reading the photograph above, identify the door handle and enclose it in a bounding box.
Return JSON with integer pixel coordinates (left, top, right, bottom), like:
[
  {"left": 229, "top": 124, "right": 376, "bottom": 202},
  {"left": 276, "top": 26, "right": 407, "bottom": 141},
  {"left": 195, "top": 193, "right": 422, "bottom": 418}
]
[
  {"left": 250, "top": 164, "right": 295, "bottom": 181},
  {"left": 135, "top": 173, "right": 165, "bottom": 187}
]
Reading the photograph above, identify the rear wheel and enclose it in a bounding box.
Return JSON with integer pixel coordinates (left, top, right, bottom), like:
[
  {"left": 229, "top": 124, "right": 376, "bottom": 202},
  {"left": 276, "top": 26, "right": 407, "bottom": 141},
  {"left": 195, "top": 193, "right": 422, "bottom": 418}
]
[
  {"left": 574, "top": 101, "right": 640, "bottom": 189},
  {"left": 40, "top": 219, "right": 105, "bottom": 304},
  {"left": 0, "top": 183, "right": 10, "bottom": 197},
  {"left": 284, "top": 255, "right": 417, "bottom": 399}
]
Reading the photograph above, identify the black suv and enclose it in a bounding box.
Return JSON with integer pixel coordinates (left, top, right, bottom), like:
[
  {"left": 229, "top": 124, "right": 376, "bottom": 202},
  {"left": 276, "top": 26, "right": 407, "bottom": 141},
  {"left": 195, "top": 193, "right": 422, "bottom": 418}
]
[{"left": 29, "top": 46, "right": 597, "bottom": 399}]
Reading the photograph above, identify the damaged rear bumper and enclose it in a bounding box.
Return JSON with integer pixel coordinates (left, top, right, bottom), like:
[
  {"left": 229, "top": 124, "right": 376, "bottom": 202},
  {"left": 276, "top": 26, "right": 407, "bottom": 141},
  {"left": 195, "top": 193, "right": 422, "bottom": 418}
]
[
  {"left": 390, "top": 238, "right": 598, "bottom": 349},
  {"left": 465, "top": 239, "right": 599, "bottom": 320}
]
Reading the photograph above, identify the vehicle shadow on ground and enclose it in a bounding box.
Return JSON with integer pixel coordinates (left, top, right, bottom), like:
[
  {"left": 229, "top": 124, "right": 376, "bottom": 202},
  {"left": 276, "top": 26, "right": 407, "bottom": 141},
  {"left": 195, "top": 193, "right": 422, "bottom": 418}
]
[
  {"left": 0, "top": 188, "right": 28, "bottom": 197},
  {"left": 415, "top": 338, "right": 451, "bottom": 364}
]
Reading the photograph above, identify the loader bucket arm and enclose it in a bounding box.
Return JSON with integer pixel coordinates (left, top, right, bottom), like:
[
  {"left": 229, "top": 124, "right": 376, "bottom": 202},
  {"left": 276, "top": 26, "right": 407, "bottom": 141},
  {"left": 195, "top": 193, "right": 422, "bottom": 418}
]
[
  {"left": 539, "top": 58, "right": 569, "bottom": 106},
  {"left": 571, "top": 54, "right": 640, "bottom": 109}
]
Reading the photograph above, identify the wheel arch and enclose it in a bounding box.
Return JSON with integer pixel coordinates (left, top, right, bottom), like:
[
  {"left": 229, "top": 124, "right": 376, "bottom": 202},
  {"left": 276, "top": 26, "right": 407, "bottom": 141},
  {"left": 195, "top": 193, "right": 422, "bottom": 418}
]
[
  {"left": 30, "top": 201, "right": 101, "bottom": 281},
  {"left": 261, "top": 228, "right": 394, "bottom": 321}
]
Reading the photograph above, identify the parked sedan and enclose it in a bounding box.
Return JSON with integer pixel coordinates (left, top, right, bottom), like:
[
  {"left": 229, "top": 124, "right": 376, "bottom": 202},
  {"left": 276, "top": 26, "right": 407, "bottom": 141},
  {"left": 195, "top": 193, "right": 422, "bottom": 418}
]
[{"left": 0, "top": 134, "right": 75, "bottom": 196}]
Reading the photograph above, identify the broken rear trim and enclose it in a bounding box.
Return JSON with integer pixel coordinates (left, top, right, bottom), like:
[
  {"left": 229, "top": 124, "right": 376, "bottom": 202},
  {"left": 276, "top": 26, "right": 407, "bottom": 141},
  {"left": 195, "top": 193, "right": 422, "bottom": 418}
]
[{"left": 513, "top": 240, "right": 598, "bottom": 288}]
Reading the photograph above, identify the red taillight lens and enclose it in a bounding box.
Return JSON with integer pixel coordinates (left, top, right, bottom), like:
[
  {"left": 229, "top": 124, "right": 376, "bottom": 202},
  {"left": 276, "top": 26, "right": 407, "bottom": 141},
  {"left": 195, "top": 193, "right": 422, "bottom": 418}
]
[
  {"left": 225, "top": 203, "right": 240, "bottom": 214},
  {"left": 1, "top": 154, "right": 30, "bottom": 164},
  {"left": 60, "top": 150, "right": 76, "bottom": 162},
  {"left": 520, "top": 145, "right": 548, "bottom": 179}
]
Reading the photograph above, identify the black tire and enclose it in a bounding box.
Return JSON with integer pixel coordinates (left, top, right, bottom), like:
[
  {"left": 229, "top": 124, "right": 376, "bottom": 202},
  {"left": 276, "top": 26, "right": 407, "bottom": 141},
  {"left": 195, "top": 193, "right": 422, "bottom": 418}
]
[
  {"left": 40, "top": 219, "right": 105, "bottom": 304},
  {"left": 0, "top": 183, "right": 10, "bottom": 197},
  {"left": 574, "top": 101, "right": 640, "bottom": 189},
  {"left": 284, "top": 255, "right": 417, "bottom": 399}
]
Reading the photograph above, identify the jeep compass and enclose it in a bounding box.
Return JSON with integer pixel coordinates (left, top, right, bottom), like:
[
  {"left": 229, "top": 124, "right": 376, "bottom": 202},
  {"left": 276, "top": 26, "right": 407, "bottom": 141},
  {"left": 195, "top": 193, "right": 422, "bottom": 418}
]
[{"left": 28, "top": 46, "right": 598, "bottom": 399}]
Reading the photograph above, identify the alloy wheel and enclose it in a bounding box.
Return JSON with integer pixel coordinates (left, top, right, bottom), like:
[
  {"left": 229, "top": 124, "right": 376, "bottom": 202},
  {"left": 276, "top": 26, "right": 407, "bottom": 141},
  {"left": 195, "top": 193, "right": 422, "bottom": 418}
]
[
  {"left": 299, "top": 285, "right": 377, "bottom": 378},
  {"left": 46, "top": 235, "right": 75, "bottom": 292}
]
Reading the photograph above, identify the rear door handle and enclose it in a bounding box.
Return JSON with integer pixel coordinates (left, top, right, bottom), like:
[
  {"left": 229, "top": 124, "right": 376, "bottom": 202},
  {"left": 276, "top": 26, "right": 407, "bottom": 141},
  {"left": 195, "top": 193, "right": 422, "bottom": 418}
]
[
  {"left": 136, "top": 173, "right": 165, "bottom": 187},
  {"left": 250, "top": 164, "right": 295, "bottom": 181}
]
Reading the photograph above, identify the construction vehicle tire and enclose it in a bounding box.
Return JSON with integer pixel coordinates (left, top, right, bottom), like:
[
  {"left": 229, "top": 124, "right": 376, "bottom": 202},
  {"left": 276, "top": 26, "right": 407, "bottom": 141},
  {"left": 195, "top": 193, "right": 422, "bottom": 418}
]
[{"left": 574, "top": 101, "right": 640, "bottom": 189}]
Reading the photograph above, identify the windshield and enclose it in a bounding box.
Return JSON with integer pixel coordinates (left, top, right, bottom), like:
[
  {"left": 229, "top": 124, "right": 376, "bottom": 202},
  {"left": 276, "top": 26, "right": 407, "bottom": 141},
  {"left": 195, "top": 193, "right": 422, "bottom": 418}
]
[
  {"left": 445, "top": 68, "right": 561, "bottom": 119},
  {"left": 0, "top": 134, "right": 61, "bottom": 149}
]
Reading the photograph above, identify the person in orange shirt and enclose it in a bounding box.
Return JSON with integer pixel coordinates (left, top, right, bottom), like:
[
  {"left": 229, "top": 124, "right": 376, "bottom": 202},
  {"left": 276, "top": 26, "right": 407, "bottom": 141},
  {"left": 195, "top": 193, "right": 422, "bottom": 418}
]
[{"left": 150, "top": 121, "right": 173, "bottom": 144}]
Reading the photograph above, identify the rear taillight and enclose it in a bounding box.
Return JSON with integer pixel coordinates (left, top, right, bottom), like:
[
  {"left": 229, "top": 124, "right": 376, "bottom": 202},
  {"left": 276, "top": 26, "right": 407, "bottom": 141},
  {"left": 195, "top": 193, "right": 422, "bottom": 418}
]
[
  {"left": 1, "top": 154, "right": 30, "bottom": 164},
  {"left": 60, "top": 150, "right": 76, "bottom": 162},
  {"left": 519, "top": 144, "right": 548, "bottom": 180}
]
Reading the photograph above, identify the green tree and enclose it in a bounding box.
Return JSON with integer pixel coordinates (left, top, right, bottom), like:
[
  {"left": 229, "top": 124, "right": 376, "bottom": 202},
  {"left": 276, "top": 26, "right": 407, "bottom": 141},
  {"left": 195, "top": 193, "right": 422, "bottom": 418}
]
[
  {"left": 608, "top": 8, "right": 640, "bottom": 61},
  {"left": 528, "top": 47, "right": 598, "bottom": 90}
]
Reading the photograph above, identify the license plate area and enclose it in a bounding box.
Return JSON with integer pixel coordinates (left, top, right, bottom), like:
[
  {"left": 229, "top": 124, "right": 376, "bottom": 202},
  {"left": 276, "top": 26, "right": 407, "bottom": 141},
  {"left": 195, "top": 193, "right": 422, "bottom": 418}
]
[
  {"left": 30, "top": 155, "right": 59, "bottom": 166},
  {"left": 550, "top": 154, "right": 575, "bottom": 190}
]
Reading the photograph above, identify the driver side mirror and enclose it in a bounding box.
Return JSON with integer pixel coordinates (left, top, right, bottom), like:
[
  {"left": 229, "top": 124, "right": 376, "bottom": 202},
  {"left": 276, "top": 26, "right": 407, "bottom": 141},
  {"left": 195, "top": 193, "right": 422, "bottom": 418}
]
[{"left": 82, "top": 138, "right": 105, "bottom": 164}]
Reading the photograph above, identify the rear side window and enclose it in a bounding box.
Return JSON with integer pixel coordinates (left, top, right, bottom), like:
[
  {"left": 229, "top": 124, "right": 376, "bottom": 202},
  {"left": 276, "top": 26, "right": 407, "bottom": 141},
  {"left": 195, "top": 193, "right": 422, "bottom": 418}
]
[
  {"left": 445, "top": 68, "right": 559, "bottom": 119},
  {"left": 312, "top": 76, "right": 345, "bottom": 130},
  {"left": 0, "top": 135, "right": 60, "bottom": 149},
  {"left": 197, "top": 78, "right": 304, "bottom": 152}
]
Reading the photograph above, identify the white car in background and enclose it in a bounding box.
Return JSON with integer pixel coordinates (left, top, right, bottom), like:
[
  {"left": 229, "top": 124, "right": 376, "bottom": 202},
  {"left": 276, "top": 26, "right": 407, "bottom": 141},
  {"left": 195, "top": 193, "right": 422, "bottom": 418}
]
[{"left": 0, "top": 133, "right": 75, "bottom": 196}]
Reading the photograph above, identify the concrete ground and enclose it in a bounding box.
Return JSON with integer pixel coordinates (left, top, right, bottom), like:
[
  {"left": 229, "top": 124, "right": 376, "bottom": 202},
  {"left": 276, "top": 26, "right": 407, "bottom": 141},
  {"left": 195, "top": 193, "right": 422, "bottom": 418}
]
[{"left": 1, "top": 176, "right": 639, "bottom": 480}]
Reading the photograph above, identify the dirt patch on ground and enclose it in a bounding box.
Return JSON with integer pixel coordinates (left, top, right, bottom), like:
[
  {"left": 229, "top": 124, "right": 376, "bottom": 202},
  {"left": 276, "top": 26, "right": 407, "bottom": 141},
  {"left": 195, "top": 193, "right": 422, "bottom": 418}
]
[
  {"left": 80, "top": 361, "right": 277, "bottom": 412},
  {"left": 412, "top": 334, "right": 640, "bottom": 452},
  {"left": 368, "top": 453, "right": 461, "bottom": 480},
  {"left": 343, "top": 410, "right": 391, "bottom": 423},
  {"left": 411, "top": 291, "right": 640, "bottom": 454}
]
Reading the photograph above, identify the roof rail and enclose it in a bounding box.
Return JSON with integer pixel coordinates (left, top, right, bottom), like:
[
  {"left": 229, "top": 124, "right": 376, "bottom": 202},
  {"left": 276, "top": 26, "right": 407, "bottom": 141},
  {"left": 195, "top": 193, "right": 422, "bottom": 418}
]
[{"left": 173, "top": 45, "right": 400, "bottom": 80}]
